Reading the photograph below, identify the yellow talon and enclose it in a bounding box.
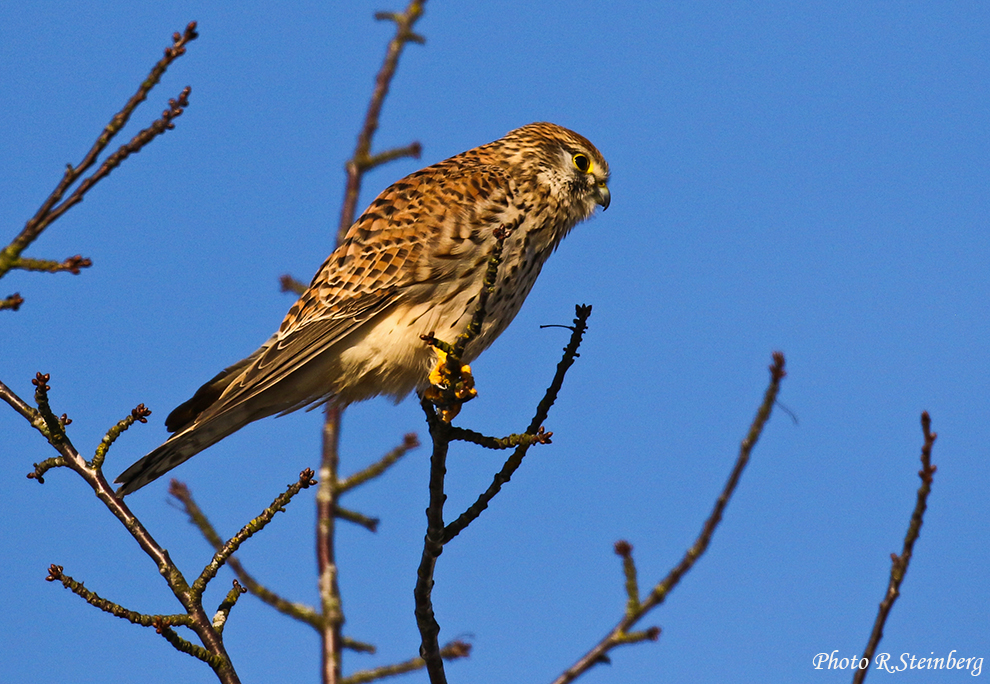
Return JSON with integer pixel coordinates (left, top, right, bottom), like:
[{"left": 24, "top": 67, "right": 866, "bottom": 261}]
[
  {"left": 428, "top": 348, "right": 449, "bottom": 387},
  {"left": 426, "top": 348, "right": 478, "bottom": 422},
  {"left": 455, "top": 364, "right": 477, "bottom": 402}
]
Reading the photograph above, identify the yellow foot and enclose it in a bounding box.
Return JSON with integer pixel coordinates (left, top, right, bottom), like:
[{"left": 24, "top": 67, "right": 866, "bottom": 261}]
[
  {"left": 425, "top": 348, "right": 478, "bottom": 422},
  {"left": 427, "top": 348, "right": 449, "bottom": 387}
]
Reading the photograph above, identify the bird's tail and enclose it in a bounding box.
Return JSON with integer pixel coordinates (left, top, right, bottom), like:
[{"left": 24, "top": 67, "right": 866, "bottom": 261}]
[
  {"left": 113, "top": 411, "right": 247, "bottom": 496},
  {"left": 114, "top": 334, "right": 340, "bottom": 495},
  {"left": 114, "top": 344, "right": 275, "bottom": 496}
]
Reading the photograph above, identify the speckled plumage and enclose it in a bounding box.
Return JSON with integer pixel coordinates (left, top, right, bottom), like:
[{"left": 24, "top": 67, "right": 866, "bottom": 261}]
[{"left": 115, "top": 122, "right": 610, "bottom": 495}]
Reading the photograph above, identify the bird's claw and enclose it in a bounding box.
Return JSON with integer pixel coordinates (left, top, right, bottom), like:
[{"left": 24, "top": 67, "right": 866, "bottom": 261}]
[{"left": 424, "top": 348, "right": 477, "bottom": 422}]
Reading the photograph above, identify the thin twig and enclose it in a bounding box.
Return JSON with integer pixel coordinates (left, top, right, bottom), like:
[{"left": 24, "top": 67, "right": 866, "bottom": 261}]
[
  {"left": 3, "top": 372, "right": 241, "bottom": 683},
  {"left": 338, "top": 432, "right": 420, "bottom": 492},
  {"left": 341, "top": 640, "right": 471, "bottom": 684},
  {"left": 852, "top": 412, "right": 937, "bottom": 684},
  {"left": 157, "top": 622, "right": 226, "bottom": 668},
  {"left": 13, "top": 254, "right": 92, "bottom": 274},
  {"left": 338, "top": 1, "right": 427, "bottom": 243},
  {"left": 46, "top": 564, "right": 192, "bottom": 629},
  {"left": 0, "top": 23, "right": 198, "bottom": 287},
  {"left": 93, "top": 404, "right": 152, "bottom": 469},
  {"left": 1, "top": 292, "right": 24, "bottom": 311},
  {"left": 318, "top": 5, "right": 429, "bottom": 682},
  {"left": 170, "top": 482, "right": 380, "bottom": 640},
  {"left": 192, "top": 469, "right": 317, "bottom": 600},
  {"left": 170, "top": 479, "right": 326, "bottom": 630},
  {"left": 614, "top": 541, "right": 641, "bottom": 615},
  {"left": 31, "top": 85, "right": 192, "bottom": 233},
  {"left": 0, "top": 377, "right": 42, "bottom": 422},
  {"left": 442, "top": 305, "right": 592, "bottom": 544},
  {"left": 550, "top": 352, "right": 787, "bottom": 684},
  {"left": 212, "top": 581, "right": 248, "bottom": 635},
  {"left": 448, "top": 425, "right": 552, "bottom": 450},
  {"left": 279, "top": 274, "right": 308, "bottom": 296},
  {"left": 334, "top": 506, "right": 381, "bottom": 533}
]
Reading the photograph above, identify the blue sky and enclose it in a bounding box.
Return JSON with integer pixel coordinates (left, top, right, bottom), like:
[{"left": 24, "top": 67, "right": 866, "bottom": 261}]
[{"left": 2, "top": 2, "right": 988, "bottom": 682}]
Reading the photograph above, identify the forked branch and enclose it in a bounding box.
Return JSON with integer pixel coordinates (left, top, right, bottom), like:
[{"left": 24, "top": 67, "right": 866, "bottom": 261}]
[
  {"left": 415, "top": 280, "right": 594, "bottom": 684},
  {"left": 0, "top": 23, "right": 199, "bottom": 305},
  {"left": 550, "top": 352, "right": 787, "bottom": 684},
  {"left": 1, "top": 373, "right": 241, "bottom": 683},
  {"left": 317, "top": 4, "right": 429, "bottom": 683}
]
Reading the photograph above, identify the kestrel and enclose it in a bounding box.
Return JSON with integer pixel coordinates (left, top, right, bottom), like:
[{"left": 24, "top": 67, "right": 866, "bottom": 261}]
[{"left": 115, "top": 122, "right": 610, "bottom": 495}]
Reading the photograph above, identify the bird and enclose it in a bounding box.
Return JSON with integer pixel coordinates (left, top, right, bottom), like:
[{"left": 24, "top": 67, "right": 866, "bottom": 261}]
[{"left": 114, "top": 122, "right": 610, "bottom": 495}]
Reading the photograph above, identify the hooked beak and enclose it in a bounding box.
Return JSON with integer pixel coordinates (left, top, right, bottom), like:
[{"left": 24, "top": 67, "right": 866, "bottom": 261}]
[{"left": 595, "top": 183, "right": 611, "bottom": 211}]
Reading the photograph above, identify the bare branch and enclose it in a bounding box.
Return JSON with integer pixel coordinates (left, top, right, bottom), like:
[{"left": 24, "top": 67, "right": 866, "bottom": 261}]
[
  {"left": 852, "top": 412, "right": 937, "bottom": 684},
  {"left": 415, "top": 294, "right": 592, "bottom": 684},
  {"left": 338, "top": 0, "right": 427, "bottom": 242},
  {"left": 319, "top": 4, "right": 429, "bottom": 681},
  {"left": 442, "top": 305, "right": 592, "bottom": 544},
  {"left": 170, "top": 480, "right": 325, "bottom": 631},
  {"left": 0, "top": 23, "right": 199, "bottom": 293},
  {"left": 551, "top": 352, "right": 787, "bottom": 684},
  {"left": 3, "top": 371, "right": 241, "bottom": 683},
  {"left": 192, "top": 469, "right": 317, "bottom": 600},
  {"left": 414, "top": 230, "right": 519, "bottom": 683},
  {"left": 318, "top": 404, "right": 346, "bottom": 684}
]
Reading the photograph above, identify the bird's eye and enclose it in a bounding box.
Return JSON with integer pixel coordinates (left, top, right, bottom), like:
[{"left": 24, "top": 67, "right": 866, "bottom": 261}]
[{"left": 572, "top": 153, "right": 592, "bottom": 173}]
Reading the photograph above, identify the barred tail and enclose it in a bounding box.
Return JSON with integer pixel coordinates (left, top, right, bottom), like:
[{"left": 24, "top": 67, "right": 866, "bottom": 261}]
[{"left": 113, "top": 413, "right": 245, "bottom": 496}]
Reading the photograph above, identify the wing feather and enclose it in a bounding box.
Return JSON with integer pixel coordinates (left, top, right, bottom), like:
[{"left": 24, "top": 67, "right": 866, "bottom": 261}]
[{"left": 193, "top": 161, "right": 517, "bottom": 419}]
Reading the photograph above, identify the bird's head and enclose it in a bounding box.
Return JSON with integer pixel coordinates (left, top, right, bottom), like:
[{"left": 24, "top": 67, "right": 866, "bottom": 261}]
[{"left": 500, "top": 122, "right": 611, "bottom": 222}]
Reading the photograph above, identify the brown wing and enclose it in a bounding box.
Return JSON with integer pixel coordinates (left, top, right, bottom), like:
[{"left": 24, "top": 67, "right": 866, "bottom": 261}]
[{"left": 178, "top": 160, "right": 517, "bottom": 423}]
